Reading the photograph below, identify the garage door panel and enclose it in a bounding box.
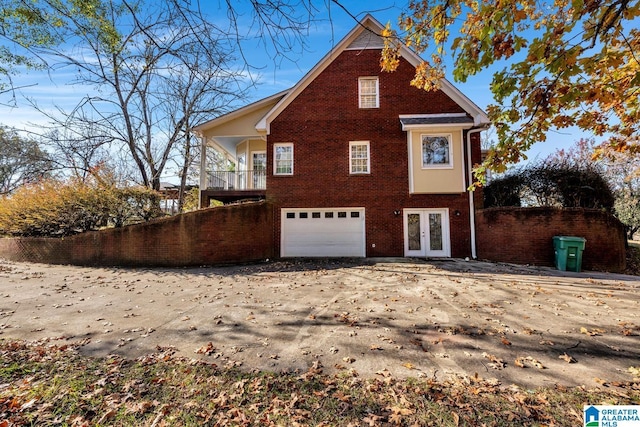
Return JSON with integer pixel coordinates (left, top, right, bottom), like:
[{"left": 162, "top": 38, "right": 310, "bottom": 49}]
[{"left": 281, "top": 208, "right": 365, "bottom": 257}]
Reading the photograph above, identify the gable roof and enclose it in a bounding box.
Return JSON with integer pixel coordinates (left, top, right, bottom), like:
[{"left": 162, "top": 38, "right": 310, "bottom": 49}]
[
  {"left": 194, "top": 89, "right": 289, "bottom": 134},
  {"left": 255, "top": 14, "right": 490, "bottom": 133},
  {"left": 193, "top": 90, "right": 289, "bottom": 154}
]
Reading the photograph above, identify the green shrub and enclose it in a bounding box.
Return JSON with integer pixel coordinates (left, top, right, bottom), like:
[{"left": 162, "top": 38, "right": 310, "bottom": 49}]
[{"left": 484, "top": 160, "right": 614, "bottom": 210}]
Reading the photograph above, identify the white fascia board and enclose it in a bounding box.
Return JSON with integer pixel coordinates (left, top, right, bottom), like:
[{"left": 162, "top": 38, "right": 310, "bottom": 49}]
[
  {"left": 194, "top": 89, "right": 289, "bottom": 132},
  {"left": 401, "top": 123, "right": 474, "bottom": 131},
  {"left": 399, "top": 113, "right": 469, "bottom": 119},
  {"left": 256, "top": 14, "right": 385, "bottom": 134},
  {"left": 255, "top": 13, "right": 490, "bottom": 134},
  {"left": 438, "top": 79, "right": 491, "bottom": 126}
]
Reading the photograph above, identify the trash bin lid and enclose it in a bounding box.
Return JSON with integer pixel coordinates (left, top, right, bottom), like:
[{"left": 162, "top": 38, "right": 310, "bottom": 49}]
[{"left": 553, "top": 236, "right": 586, "bottom": 242}]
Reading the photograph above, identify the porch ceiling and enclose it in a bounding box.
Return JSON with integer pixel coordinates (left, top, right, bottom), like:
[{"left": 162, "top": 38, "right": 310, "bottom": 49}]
[{"left": 207, "top": 136, "right": 256, "bottom": 158}]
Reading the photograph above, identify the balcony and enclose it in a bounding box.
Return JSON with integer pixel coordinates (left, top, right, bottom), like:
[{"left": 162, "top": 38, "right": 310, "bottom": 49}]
[
  {"left": 201, "top": 170, "right": 266, "bottom": 205},
  {"left": 206, "top": 170, "right": 266, "bottom": 190}
]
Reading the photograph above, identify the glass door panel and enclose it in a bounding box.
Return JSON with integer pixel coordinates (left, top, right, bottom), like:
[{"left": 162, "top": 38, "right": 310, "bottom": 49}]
[
  {"left": 407, "top": 213, "right": 422, "bottom": 251},
  {"left": 252, "top": 152, "right": 266, "bottom": 189},
  {"left": 404, "top": 209, "right": 450, "bottom": 257},
  {"left": 428, "top": 213, "right": 443, "bottom": 251}
]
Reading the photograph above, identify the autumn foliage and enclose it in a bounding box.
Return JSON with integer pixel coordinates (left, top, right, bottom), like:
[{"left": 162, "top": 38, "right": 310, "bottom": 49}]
[
  {"left": 0, "top": 175, "right": 163, "bottom": 237},
  {"left": 381, "top": 0, "right": 640, "bottom": 180}
]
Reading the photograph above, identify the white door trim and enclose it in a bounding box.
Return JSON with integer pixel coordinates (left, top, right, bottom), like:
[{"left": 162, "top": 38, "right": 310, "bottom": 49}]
[{"left": 403, "top": 208, "right": 451, "bottom": 257}]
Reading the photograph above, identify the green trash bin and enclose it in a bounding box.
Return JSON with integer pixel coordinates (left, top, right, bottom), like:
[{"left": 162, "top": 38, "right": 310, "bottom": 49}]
[{"left": 553, "top": 236, "right": 586, "bottom": 272}]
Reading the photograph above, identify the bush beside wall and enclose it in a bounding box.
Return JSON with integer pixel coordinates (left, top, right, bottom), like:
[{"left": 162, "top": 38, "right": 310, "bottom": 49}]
[
  {"left": 0, "top": 202, "right": 274, "bottom": 267},
  {"left": 476, "top": 207, "right": 626, "bottom": 272}
]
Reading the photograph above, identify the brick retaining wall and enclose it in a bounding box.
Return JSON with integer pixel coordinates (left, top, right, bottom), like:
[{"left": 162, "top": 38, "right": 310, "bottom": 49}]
[
  {"left": 476, "top": 207, "right": 626, "bottom": 272},
  {"left": 0, "top": 202, "right": 274, "bottom": 267},
  {"left": 1, "top": 203, "right": 626, "bottom": 272}
]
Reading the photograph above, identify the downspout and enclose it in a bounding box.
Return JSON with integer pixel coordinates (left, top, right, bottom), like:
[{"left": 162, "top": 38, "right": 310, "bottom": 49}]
[
  {"left": 198, "top": 132, "right": 206, "bottom": 209},
  {"left": 466, "top": 127, "right": 487, "bottom": 259}
]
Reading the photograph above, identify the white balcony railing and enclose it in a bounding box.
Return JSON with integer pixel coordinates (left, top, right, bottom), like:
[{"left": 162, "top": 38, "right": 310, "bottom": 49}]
[{"left": 206, "top": 170, "right": 266, "bottom": 190}]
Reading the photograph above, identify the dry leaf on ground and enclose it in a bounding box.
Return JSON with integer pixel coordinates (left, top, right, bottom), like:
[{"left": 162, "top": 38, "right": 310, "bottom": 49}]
[
  {"left": 559, "top": 353, "right": 576, "bottom": 363},
  {"left": 482, "top": 352, "right": 506, "bottom": 369}
]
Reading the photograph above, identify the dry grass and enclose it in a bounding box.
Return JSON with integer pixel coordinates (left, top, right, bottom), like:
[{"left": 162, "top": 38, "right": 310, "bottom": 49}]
[{"left": 1, "top": 339, "right": 639, "bottom": 426}]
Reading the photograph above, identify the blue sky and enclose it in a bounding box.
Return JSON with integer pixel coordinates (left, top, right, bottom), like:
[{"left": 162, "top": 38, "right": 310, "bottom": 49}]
[{"left": 1, "top": 0, "right": 588, "bottom": 163}]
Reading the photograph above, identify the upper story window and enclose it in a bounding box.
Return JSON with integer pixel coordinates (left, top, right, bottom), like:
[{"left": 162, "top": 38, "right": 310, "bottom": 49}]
[
  {"left": 358, "top": 77, "right": 379, "bottom": 109},
  {"left": 421, "top": 134, "right": 453, "bottom": 168},
  {"left": 274, "top": 143, "right": 293, "bottom": 175},
  {"left": 349, "top": 141, "right": 370, "bottom": 174}
]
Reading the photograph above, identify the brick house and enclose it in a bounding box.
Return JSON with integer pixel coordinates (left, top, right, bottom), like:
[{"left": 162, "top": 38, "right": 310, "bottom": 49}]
[{"left": 195, "top": 14, "right": 490, "bottom": 259}]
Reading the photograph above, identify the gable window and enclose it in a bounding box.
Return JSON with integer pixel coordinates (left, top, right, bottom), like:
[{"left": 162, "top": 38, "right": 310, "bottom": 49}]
[
  {"left": 421, "top": 134, "right": 452, "bottom": 168},
  {"left": 349, "top": 141, "right": 370, "bottom": 174},
  {"left": 358, "top": 77, "right": 379, "bottom": 108},
  {"left": 274, "top": 143, "right": 293, "bottom": 175}
]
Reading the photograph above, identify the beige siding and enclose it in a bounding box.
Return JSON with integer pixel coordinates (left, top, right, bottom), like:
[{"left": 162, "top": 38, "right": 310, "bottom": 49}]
[
  {"left": 409, "top": 128, "right": 466, "bottom": 194},
  {"left": 235, "top": 139, "right": 266, "bottom": 162},
  {"left": 200, "top": 103, "right": 274, "bottom": 139},
  {"left": 247, "top": 139, "right": 266, "bottom": 152}
]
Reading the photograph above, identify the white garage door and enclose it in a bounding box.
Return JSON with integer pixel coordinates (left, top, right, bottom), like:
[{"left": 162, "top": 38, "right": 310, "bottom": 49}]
[{"left": 281, "top": 208, "right": 365, "bottom": 257}]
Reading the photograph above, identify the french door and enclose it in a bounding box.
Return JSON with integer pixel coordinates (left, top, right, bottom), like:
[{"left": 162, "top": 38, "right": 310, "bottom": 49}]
[
  {"left": 252, "top": 152, "right": 266, "bottom": 189},
  {"left": 404, "top": 209, "right": 451, "bottom": 257}
]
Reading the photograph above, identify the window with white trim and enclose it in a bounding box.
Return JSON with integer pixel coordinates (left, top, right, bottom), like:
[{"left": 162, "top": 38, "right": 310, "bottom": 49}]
[
  {"left": 349, "top": 141, "right": 370, "bottom": 174},
  {"left": 358, "top": 77, "right": 379, "bottom": 108},
  {"left": 274, "top": 143, "right": 293, "bottom": 175},
  {"left": 421, "top": 134, "right": 453, "bottom": 168}
]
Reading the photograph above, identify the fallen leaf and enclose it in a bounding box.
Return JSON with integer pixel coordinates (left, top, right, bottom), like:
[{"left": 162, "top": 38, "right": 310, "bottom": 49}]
[
  {"left": 580, "top": 327, "right": 605, "bottom": 336},
  {"left": 375, "top": 369, "right": 391, "bottom": 377},
  {"left": 195, "top": 342, "right": 215, "bottom": 355},
  {"left": 501, "top": 336, "right": 512, "bottom": 346},
  {"left": 97, "top": 409, "right": 117, "bottom": 424},
  {"left": 482, "top": 352, "right": 506, "bottom": 369},
  {"left": 362, "top": 414, "right": 382, "bottom": 426},
  {"left": 451, "top": 411, "right": 460, "bottom": 426},
  {"left": 594, "top": 377, "right": 608, "bottom": 386},
  {"left": 559, "top": 353, "right": 576, "bottom": 363},
  {"left": 515, "top": 357, "right": 526, "bottom": 368},
  {"left": 333, "top": 391, "right": 351, "bottom": 402},
  {"left": 526, "top": 356, "right": 545, "bottom": 369},
  {"left": 402, "top": 362, "right": 415, "bottom": 370},
  {"left": 20, "top": 398, "right": 37, "bottom": 411},
  {"left": 388, "top": 405, "right": 414, "bottom": 424}
]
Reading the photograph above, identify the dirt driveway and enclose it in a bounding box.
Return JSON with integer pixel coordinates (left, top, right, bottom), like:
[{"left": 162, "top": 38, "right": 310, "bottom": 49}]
[{"left": 0, "top": 257, "right": 638, "bottom": 389}]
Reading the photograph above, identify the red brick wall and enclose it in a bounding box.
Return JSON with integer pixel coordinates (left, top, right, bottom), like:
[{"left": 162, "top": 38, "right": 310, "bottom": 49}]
[
  {"left": 0, "top": 202, "right": 274, "bottom": 267},
  {"left": 266, "top": 49, "right": 480, "bottom": 258},
  {"left": 476, "top": 207, "right": 626, "bottom": 272}
]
